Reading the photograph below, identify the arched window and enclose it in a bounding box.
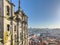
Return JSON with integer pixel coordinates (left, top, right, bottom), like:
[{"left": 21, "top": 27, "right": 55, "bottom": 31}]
[
  {"left": 14, "top": 25, "right": 16, "bottom": 31},
  {"left": 6, "top": 6, "right": 10, "bottom": 15},
  {"left": 7, "top": 24, "right": 10, "bottom": 31}
]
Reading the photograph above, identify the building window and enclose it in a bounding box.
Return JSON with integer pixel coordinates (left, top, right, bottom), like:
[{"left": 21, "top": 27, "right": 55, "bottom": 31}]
[
  {"left": 15, "top": 35, "right": 17, "bottom": 42},
  {"left": 7, "top": 24, "right": 10, "bottom": 31},
  {"left": 14, "top": 25, "right": 16, "bottom": 31},
  {"left": 6, "top": 6, "right": 10, "bottom": 15}
]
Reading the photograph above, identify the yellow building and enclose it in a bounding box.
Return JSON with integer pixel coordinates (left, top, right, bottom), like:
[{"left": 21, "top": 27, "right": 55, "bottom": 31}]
[{"left": 0, "top": 0, "right": 28, "bottom": 45}]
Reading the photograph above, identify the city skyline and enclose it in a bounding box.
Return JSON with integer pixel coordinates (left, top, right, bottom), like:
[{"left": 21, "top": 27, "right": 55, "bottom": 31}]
[{"left": 13, "top": 0, "right": 60, "bottom": 28}]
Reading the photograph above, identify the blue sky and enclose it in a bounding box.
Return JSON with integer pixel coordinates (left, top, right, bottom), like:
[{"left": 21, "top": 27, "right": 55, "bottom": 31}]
[{"left": 12, "top": 0, "right": 60, "bottom": 28}]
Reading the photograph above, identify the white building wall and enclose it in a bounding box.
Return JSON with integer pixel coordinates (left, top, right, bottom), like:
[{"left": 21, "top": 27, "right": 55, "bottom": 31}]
[
  {"left": 4, "top": 0, "right": 11, "bottom": 17},
  {"left": 3, "top": 0, "right": 13, "bottom": 45},
  {"left": 19, "top": 22, "right": 22, "bottom": 45}
]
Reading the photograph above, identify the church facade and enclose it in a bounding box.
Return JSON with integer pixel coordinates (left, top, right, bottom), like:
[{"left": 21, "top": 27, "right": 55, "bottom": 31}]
[{"left": 0, "top": 0, "right": 28, "bottom": 45}]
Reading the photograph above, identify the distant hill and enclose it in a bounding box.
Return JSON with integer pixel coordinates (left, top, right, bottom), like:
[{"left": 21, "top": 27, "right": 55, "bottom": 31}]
[{"left": 28, "top": 28, "right": 60, "bottom": 38}]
